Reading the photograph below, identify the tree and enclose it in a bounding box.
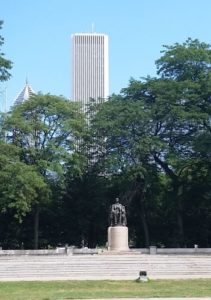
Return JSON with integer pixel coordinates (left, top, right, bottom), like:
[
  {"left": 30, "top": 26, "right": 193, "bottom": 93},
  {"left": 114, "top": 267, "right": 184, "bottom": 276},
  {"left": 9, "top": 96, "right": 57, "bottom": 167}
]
[
  {"left": 3, "top": 94, "right": 86, "bottom": 248},
  {"left": 91, "top": 38, "right": 211, "bottom": 246},
  {"left": 0, "top": 21, "right": 12, "bottom": 82},
  {"left": 0, "top": 142, "right": 50, "bottom": 249},
  {"left": 90, "top": 94, "right": 161, "bottom": 247},
  {"left": 0, "top": 143, "right": 49, "bottom": 221},
  {"left": 152, "top": 39, "right": 211, "bottom": 244}
]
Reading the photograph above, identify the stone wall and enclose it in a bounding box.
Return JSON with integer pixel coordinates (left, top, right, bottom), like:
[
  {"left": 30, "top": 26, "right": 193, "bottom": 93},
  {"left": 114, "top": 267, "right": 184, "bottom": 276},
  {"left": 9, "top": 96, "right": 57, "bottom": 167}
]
[{"left": 0, "top": 246, "right": 211, "bottom": 256}]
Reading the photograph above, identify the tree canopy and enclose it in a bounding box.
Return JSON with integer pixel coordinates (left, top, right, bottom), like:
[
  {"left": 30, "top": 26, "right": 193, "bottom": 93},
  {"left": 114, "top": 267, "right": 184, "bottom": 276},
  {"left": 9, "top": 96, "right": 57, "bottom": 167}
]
[
  {"left": 0, "top": 21, "right": 12, "bottom": 82},
  {"left": 89, "top": 38, "right": 211, "bottom": 247},
  {"left": 1, "top": 94, "right": 86, "bottom": 248},
  {"left": 0, "top": 38, "right": 211, "bottom": 249}
]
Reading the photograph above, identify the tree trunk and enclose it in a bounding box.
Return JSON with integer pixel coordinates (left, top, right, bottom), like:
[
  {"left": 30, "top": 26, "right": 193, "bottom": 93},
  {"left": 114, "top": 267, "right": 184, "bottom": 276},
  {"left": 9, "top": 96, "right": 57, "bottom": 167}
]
[
  {"left": 153, "top": 155, "right": 185, "bottom": 246},
  {"left": 175, "top": 195, "right": 184, "bottom": 247},
  {"left": 140, "top": 211, "right": 150, "bottom": 248},
  {"left": 172, "top": 182, "right": 184, "bottom": 247},
  {"left": 139, "top": 196, "right": 150, "bottom": 248},
  {"left": 34, "top": 207, "right": 40, "bottom": 249},
  {"left": 123, "top": 179, "right": 150, "bottom": 248}
]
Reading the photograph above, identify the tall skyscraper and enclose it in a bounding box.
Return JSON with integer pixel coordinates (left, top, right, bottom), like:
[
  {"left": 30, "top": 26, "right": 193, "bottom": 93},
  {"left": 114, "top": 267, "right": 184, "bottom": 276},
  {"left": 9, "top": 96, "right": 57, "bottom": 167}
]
[{"left": 71, "top": 33, "right": 109, "bottom": 107}]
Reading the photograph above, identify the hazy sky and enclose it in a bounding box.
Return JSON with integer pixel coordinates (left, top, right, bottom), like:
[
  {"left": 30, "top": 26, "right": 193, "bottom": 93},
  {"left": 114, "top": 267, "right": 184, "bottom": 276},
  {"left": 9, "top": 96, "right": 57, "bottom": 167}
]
[{"left": 1, "top": 0, "right": 211, "bottom": 110}]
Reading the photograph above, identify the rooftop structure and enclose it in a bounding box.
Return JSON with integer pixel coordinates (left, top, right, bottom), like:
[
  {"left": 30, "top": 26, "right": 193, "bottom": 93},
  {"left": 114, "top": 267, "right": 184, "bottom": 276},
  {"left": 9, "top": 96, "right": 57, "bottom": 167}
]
[{"left": 14, "top": 80, "right": 36, "bottom": 105}]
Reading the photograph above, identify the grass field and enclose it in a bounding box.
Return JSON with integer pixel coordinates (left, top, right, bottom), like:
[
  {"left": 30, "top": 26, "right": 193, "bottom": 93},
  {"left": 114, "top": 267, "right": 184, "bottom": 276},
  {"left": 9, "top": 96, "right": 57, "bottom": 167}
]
[{"left": 0, "top": 279, "right": 211, "bottom": 300}]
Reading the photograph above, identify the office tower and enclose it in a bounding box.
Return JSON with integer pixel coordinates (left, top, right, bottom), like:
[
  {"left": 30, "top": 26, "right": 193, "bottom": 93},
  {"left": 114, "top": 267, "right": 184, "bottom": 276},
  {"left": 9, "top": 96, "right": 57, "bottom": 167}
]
[{"left": 72, "top": 33, "right": 109, "bottom": 107}]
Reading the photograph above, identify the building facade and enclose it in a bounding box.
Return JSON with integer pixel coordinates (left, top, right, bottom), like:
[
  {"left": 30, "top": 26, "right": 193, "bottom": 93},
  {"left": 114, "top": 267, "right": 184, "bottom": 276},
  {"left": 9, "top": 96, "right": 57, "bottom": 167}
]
[{"left": 71, "top": 33, "right": 109, "bottom": 107}]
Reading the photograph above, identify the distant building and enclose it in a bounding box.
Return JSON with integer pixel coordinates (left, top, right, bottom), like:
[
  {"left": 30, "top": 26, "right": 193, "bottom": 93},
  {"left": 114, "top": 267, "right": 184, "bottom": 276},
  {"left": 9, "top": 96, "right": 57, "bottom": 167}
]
[
  {"left": 14, "top": 79, "right": 36, "bottom": 105},
  {"left": 71, "top": 33, "right": 109, "bottom": 108}
]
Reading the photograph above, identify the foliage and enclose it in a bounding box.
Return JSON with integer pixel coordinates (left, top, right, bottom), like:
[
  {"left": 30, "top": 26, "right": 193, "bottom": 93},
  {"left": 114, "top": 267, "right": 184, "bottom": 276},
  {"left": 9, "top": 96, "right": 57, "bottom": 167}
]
[
  {"left": 0, "top": 94, "right": 86, "bottom": 248},
  {"left": 0, "top": 38, "right": 211, "bottom": 248},
  {"left": 90, "top": 38, "right": 211, "bottom": 247},
  {"left": 156, "top": 38, "right": 211, "bottom": 81},
  {"left": 62, "top": 171, "right": 109, "bottom": 248},
  {"left": 0, "top": 20, "right": 12, "bottom": 82},
  {"left": 5, "top": 94, "right": 84, "bottom": 176},
  {"left": 0, "top": 142, "right": 49, "bottom": 220}
]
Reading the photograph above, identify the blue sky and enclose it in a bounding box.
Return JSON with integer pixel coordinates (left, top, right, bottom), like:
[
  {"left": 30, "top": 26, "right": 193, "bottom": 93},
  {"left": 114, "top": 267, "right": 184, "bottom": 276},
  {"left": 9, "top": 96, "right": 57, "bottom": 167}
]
[{"left": 1, "top": 0, "right": 211, "bottom": 110}]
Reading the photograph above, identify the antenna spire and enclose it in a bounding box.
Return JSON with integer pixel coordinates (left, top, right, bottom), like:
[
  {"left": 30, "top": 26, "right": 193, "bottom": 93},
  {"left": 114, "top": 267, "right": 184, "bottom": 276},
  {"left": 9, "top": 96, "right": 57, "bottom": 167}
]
[{"left": 91, "top": 22, "right": 95, "bottom": 33}]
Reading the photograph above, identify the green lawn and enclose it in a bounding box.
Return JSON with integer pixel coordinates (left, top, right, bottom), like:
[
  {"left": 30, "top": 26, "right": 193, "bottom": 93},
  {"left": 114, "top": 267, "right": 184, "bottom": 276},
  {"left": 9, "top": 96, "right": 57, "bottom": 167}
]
[{"left": 0, "top": 279, "right": 211, "bottom": 300}]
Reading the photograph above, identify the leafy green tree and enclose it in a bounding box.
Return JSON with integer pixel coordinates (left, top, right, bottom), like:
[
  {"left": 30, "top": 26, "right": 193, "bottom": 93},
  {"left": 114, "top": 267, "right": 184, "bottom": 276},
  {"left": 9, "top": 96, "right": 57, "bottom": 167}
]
[
  {"left": 0, "top": 21, "right": 12, "bottom": 82},
  {"left": 91, "top": 38, "right": 211, "bottom": 246},
  {"left": 0, "top": 142, "right": 50, "bottom": 249},
  {"left": 0, "top": 148, "right": 49, "bottom": 221},
  {"left": 152, "top": 39, "right": 211, "bottom": 244},
  {"left": 90, "top": 95, "right": 161, "bottom": 246},
  {"left": 3, "top": 94, "right": 85, "bottom": 248}
]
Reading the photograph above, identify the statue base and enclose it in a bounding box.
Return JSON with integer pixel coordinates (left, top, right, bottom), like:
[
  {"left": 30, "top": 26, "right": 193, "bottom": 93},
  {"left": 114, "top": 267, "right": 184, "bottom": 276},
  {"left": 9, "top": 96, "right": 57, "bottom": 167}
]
[{"left": 108, "top": 226, "right": 129, "bottom": 251}]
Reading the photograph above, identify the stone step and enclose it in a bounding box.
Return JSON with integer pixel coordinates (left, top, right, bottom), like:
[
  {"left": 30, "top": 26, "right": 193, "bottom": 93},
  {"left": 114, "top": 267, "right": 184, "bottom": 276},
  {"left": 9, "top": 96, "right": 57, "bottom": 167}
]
[{"left": 0, "top": 254, "right": 211, "bottom": 280}]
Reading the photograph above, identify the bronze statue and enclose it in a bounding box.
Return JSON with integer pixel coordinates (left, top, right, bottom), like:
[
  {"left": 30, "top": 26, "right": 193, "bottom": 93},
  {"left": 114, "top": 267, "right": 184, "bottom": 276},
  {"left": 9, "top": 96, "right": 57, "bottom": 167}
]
[{"left": 110, "top": 198, "right": 127, "bottom": 226}]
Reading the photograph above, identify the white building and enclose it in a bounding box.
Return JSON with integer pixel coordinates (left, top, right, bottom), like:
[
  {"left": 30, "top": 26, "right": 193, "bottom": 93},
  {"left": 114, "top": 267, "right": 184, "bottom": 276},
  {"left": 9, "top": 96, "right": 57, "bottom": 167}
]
[{"left": 71, "top": 33, "right": 109, "bottom": 108}]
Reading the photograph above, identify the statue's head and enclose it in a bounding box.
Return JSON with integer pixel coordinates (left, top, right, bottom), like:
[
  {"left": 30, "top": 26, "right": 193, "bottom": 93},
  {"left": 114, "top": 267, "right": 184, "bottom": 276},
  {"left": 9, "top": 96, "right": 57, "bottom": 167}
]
[{"left": 115, "top": 197, "right": 119, "bottom": 203}]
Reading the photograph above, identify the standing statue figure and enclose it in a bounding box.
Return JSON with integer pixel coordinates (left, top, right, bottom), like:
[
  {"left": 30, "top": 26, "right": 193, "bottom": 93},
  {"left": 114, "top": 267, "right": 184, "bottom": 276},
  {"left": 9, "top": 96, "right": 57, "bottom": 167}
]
[{"left": 110, "top": 198, "right": 127, "bottom": 226}]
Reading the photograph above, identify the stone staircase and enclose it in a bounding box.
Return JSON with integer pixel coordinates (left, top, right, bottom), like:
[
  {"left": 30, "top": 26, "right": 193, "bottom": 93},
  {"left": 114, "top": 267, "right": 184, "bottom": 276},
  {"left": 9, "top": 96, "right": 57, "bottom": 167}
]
[{"left": 0, "top": 254, "right": 211, "bottom": 281}]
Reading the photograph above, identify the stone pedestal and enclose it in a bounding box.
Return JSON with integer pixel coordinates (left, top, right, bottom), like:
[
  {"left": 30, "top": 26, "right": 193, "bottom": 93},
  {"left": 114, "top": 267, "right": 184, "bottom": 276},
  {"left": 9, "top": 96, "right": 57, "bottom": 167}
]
[{"left": 108, "top": 226, "right": 129, "bottom": 251}]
